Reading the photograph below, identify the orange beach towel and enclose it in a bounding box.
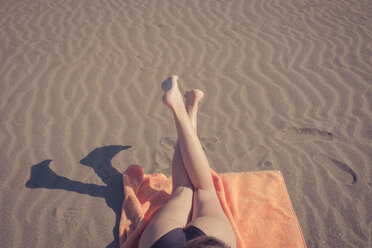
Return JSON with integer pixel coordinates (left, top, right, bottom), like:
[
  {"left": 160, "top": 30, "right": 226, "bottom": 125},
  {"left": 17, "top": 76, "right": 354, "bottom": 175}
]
[{"left": 119, "top": 165, "right": 306, "bottom": 248}]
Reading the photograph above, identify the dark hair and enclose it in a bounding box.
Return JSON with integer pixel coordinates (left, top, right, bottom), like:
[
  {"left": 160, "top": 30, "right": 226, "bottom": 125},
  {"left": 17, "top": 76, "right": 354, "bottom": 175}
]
[{"left": 182, "top": 236, "right": 231, "bottom": 248}]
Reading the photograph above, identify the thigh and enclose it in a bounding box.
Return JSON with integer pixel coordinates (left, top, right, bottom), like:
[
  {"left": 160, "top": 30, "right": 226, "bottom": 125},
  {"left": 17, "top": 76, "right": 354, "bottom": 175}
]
[
  {"left": 138, "top": 186, "right": 193, "bottom": 248},
  {"left": 189, "top": 189, "right": 236, "bottom": 248},
  {"left": 191, "top": 188, "right": 227, "bottom": 219}
]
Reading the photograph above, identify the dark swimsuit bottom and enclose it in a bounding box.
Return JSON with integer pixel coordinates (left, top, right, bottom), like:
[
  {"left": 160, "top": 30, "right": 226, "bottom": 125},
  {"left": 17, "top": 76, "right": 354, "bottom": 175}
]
[{"left": 150, "top": 225, "right": 206, "bottom": 248}]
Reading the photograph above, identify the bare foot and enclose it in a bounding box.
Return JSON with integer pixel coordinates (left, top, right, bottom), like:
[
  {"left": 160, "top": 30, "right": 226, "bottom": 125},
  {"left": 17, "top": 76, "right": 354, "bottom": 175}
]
[
  {"left": 161, "top": 75, "right": 184, "bottom": 111},
  {"left": 184, "top": 89, "right": 204, "bottom": 113},
  {"left": 184, "top": 89, "right": 204, "bottom": 131}
]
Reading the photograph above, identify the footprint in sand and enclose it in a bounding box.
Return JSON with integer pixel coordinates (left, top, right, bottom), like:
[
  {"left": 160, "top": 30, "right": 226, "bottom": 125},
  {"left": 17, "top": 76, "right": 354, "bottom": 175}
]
[
  {"left": 53, "top": 206, "right": 82, "bottom": 233},
  {"left": 160, "top": 137, "right": 176, "bottom": 148},
  {"left": 245, "top": 145, "right": 272, "bottom": 169},
  {"left": 259, "top": 160, "right": 273, "bottom": 169},
  {"left": 276, "top": 126, "right": 333, "bottom": 142},
  {"left": 199, "top": 137, "right": 218, "bottom": 151},
  {"left": 153, "top": 149, "right": 172, "bottom": 172},
  {"left": 231, "top": 145, "right": 272, "bottom": 170},
  {"left": 312, "top": 154, "right": 357, "bottom": 184}
]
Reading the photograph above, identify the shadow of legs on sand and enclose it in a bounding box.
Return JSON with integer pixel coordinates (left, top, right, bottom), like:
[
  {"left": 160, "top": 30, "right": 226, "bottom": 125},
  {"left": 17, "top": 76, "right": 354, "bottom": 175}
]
[{"left": 26, "top": 145, "right": 132, "bottom": 248}]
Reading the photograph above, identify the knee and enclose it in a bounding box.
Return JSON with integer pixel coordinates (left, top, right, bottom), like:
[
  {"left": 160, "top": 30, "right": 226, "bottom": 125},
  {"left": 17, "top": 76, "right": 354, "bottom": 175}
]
[
  {"left": 193, "top": 187, "right": 217, "bottom": 199},
  {"left": 172, "top": 185, "right": 193, "bottom": 196}
]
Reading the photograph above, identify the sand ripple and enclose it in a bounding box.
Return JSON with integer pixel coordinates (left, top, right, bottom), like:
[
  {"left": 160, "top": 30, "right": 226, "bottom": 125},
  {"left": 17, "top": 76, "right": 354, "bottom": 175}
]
[{"left": 0, "top": 0, "right": 371, "bottom": 247}]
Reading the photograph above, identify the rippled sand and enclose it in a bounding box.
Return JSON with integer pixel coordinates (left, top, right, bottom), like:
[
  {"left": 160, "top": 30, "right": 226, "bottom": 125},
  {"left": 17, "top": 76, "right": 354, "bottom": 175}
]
[{"left": 1, "top": 0, "right": 371, "bottom": 247}]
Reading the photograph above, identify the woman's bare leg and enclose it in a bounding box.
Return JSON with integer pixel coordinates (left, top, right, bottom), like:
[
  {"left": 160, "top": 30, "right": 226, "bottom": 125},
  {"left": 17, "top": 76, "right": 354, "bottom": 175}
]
[
  {"left": 171, "top": 89, "right": 204, "bottom": 191},
  {"left": 138, "top": 84, "right": 204, "bottom": 248},
  {"left": 184, "top": 89, "right": 204, "bottom": 131},
  {"left": 162, "top": 75, "right": 236, "bottom": 247},
  {"left": 162, "top": 76, "right": 214, "bottom": 190}
]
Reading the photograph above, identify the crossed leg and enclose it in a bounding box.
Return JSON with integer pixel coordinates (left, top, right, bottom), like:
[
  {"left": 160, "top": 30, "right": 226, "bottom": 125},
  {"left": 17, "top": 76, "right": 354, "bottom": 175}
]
[
  {"left": 138, "top": 80, "right": 204, "bottom": 248},
  {"left": 162, "top": 76, "right": 236, "bottom": 247},
  {"left": 139, "top": 76, "right": 236, "bottom": 248}
]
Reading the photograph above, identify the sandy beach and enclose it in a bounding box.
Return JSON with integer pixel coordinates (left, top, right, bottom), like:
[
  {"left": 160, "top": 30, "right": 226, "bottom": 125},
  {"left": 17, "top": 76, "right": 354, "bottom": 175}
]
[{"left": 1, "top": 0, "right": 371, "bottom": 247}]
